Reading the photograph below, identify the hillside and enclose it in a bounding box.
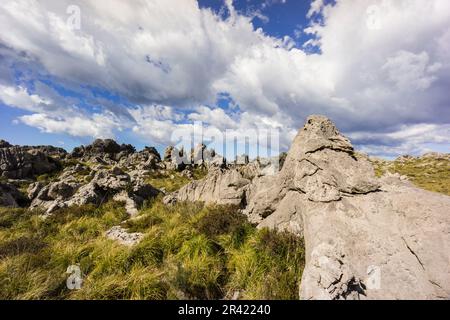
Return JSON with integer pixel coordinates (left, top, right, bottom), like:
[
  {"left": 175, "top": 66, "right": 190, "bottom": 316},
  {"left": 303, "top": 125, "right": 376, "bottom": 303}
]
[{"left": 371, "top": 154, "right": 450, "bottom": 196}]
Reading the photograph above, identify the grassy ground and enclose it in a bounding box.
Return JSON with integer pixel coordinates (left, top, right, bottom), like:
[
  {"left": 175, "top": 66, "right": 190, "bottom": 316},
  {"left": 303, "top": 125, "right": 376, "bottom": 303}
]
[
  {"left": 372, "top": 157, "right": 450, "bottom": 196},
  {"left": 145, "top": 167, "right": 208, "bottom": 193},
  {"left": 0, "top": 198, "right": 304, "bottom": 300}
]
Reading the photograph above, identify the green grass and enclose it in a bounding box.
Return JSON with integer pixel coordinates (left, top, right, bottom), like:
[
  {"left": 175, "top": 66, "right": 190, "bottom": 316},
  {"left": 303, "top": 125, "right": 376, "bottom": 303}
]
[
  {"left": 0, "top": 197, "right": 305, "bottom": 300},
  {"left": 372, "top": 157, "right": 450, "bottom": 196},
  {"left": 145, "top": 167, "right": 207, "bottom": 193}
]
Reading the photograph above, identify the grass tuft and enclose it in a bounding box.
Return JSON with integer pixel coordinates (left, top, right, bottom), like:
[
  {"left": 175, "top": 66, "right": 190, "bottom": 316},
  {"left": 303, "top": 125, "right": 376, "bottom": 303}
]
[{"left": 0, "top": 192, "right": 304, "bottom": 299}]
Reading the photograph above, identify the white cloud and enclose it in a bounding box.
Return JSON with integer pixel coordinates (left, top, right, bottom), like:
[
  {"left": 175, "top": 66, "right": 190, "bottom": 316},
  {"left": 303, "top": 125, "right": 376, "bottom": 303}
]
[
  {"left": 19, "top": 112, "right": 120, "bottom": 138},
  {"left": 382, "top": 51, "right": 441, "bottom": 91},
  {"left": 349, "top": 123, "right": 450, "bottom": 157},
  {"left": 307, "top": 0, "right": 324, "bottom": 18},
  {"left": 0, "top": 0, "right": 449, "bottom": 157},
  {"left": 0, "top": 83, "right": 123, "bottom": 139},
  {"left": 0, "top": 85, "right": 52, "bottom": 111},
  {"left": 188, "top": 106, "right": 237, "bottom": 130}
]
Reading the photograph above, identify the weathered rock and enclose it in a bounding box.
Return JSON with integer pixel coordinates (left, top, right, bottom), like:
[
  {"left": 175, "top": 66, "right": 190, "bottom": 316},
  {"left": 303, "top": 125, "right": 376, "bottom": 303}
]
[
  {"left": 30, "top": 165, "right": 159, "bottom": 215},
  {"left": 113, "top": 191, "right": 140, "bottom": 216},
  {"left": 70, "top": 139, "right": 135, "bottom": 162},
  {"left": 0, "top": 140, "right": 12, "bottom": 148},
  {"left": 164, "top": 168, "right": 250, "bottom": 207},
  {"left": 164, "top": 146, "right": 174, "bottom": 161},
  {"left": 192, "top": 143, "right": 207, "bottom": 165},
  {"left": 27, "top": 182, "right": 44, "bottom": 200},
  {"left": 420, "top": 152, "right": 450, "bottom": 161},
  {"left": 23, "top": 145, "right": 67, "bottom": 159},
  {"left": 180, "top": 169, "right": 194, "bottom": 179},
  {"left": 207, "top": 155, "right": 226, "bottom": 168},
  {"left": 105, "top": 226, "right": 143, "bottom": 246},
  {"left": 48, "top": 181, "right": 78, "bottom": 200},
  {"left": 297, "top": 179, "right": 450, "bottom": 300},
  {"left": 119, "top": 147, "right": 161, "bottom": 170},
  {"left": 165, "top": 114, "right": 450, "bottom": 300},
  {"left": 30, "top": 178, "right": 82, "bottom": 212},
  {"left": 0, "top": 183, "right": 26, "bottom": 207},
  {"left": 238, "top": 157, "right": 280, "bottom": 181},
  {"left": 0, "top": 146, "right": 61, "bottom": 179},
  {"left": 64, "top": 183, "right": 102, "bottom": 207},
  {"left": 244, "top": 115, "right": 380, "bottom": 222},
  {"left": 258, "top": 115, "right": 450, "bottom": 300}
]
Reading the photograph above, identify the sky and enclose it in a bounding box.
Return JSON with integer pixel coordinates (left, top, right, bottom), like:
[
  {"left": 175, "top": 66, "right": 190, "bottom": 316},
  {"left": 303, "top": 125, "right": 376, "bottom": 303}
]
[{"left": 0, "top": 0, "right": 449, "bottom": 159}]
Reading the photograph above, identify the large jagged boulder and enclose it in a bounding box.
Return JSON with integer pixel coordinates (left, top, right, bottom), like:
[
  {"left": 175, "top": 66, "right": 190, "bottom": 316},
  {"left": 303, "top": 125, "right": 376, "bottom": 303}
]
[
  {"left": 261, "top": 116, "right": 450, "bottom": 300},
  {"left": 165, "top": 115, "right": 450, "bottom": 300},
  {"left": 119, "top": 146, "right": 161, "bottom": 171},
  {"left": 0, "top": 144, "right": 61, "bottom": 179},
  {"left": 164, "top": 167, "right": 250, "bottom": 207},
  {"left": 70, "top": 139, "right": 135, "bottom": 162}
]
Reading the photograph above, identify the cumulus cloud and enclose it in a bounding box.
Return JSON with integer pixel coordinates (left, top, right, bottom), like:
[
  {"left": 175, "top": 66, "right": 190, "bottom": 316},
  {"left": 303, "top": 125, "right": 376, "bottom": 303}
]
[
  {"left": 0, "top": 0, "right": 449, "bottom": 157},
  {"left": 188, "top": 106, "right": 237, "bottom": 131},
  {"left": 0, "top": 85, "right": 52, "bottom": 112},
  {"left": 19, "top": 112, "right": 120, "bottom": 138},
  {"left": 307, "top": 0, "right": 324, "bottom": 18}
]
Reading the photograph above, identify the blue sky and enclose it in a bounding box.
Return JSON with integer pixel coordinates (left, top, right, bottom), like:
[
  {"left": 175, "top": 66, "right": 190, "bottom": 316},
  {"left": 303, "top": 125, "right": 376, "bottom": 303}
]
[
  {"left": 199, "top": 0, "right": 312, "bottom": 40},
  {"left": 0, "top": 0, "right": 449, "bottom": 158}
]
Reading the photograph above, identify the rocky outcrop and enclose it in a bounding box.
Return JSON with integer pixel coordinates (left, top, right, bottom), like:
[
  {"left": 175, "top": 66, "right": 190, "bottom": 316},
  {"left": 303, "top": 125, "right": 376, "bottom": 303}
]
[
  {"left": 0, "top": 140, "right": 12, "bottom": 148},
  {"left": 165, "top": 115, "right": 450, "bottom": 300},
  {"left": 23, "top": 145, "right": 67, "bottom": 160},
  {"left": 118, "top": 146, "right": 161, "bottom": 171},
  {"left": 0, "top": 143, "right": 61, "bottom": 179},
  {"left": 30, "top": 165, "right": 160, "bottom": 215},
  {"left": 259, "top": 116, "right": 450, "bottom": 300},
  {"left": 0, "top": 183, "right": 27, "bottom": 207},
  {"left": 164, "top": 167, "right": 250, "bottom": 207},
  {"left": 163, "top": 144, "right": 225, "bottom": 171},
  {"left": 70, "top": 139, "right": 135, "bottom": 163}
]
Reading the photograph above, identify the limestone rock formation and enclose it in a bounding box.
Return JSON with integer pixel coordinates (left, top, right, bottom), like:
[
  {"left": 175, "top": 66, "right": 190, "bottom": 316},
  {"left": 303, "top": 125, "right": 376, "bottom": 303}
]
[
  {"left": 165, "top": 115, "right": 450, "bottom": 300},
  {"left": 119, "top": 146, "right": 161, "bottom": 171},
  {"left": 0, "top": 143, "right": 61, "bottom": 179},
  {"left": 164, "top": 167, "right": 250, "bottom": 206},
  {"left": 70, "top": 139, "right": 135, "bottom": 163},
  {"left": 0, "top": 182, "right": 27, "bottom": 207},
  {"left": 29, "top": 165, "right": 159, "bottom": 215}
]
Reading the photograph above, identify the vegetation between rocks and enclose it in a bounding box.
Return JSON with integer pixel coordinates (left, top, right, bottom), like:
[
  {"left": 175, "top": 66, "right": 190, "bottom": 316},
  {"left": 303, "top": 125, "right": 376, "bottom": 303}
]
[
  {"left": 372, "top": 157, "right": 450, "bottom": 196},
  {"left": 0, "top": 199, "right": 305, "bottom": 300},
  {"left": 145, "top": 167, "right": 208, "bottom": 193}
]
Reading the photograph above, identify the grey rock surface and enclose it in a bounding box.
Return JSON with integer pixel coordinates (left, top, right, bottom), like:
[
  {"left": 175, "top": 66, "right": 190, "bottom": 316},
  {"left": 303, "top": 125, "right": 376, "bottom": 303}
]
[
  {"left": 70, "top": 139, "right": 135, "bottom": 162},
  {"left": 105, "top": 226, "right": 143, "bottom": 246},
  {"left": 0, "top": 145, "right": 61, "bottom": 179},
  {"left": 164, "top": 167, "right": 250, "bottom": 207},
  {"left": 0, "top": 182, "right": 26, "bottom": 207},
  {"left": 30, "top": 165, "right": 159, "bottom": 215},
  {"left": 165, "top": 114, "right": 450, "bottom": 300}
]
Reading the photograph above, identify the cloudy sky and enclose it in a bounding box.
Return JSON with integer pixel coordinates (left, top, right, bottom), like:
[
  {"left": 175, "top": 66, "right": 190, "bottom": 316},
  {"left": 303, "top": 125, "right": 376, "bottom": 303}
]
[{"left": 0, "top": 0, "right": 449, "bottom": 158}]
